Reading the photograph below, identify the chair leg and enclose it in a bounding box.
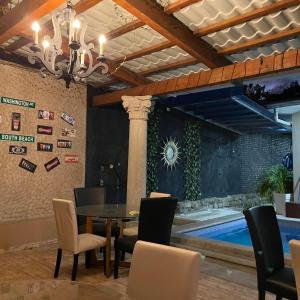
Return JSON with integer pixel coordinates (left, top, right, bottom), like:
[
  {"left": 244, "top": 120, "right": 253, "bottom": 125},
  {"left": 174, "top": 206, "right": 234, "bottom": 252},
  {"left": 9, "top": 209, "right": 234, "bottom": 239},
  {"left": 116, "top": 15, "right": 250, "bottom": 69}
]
[
  {"left": 72, "top": 254, "right": 79, "bottom": 281},
  {"left": 114, "top": 248, "right": 120, "bottom": 279},
  {"left": 121, "top": 251, "right": 125, "bottom": 261},
  {"left": 102, "top": 247, "right": 107, "bottom": 275},
  {"left": 54, "top": 248, "right": 62, "bottom": 278},
  {"left": 258, "top": 289, "right": 265, "bottom": 300},
  {"left": 85, "top": 250, "right": 91, "bottom": 268}
]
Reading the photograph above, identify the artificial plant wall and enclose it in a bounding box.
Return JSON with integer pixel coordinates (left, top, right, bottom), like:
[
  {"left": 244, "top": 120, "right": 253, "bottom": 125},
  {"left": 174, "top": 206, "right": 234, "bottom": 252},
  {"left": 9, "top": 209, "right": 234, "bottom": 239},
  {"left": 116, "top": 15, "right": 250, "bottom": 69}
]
[
  {"left": 146, "top": 107, "right": 202, "bottom": 201},
  {"left": 183, "top": 119, "right": 202, "bottom": 201}
]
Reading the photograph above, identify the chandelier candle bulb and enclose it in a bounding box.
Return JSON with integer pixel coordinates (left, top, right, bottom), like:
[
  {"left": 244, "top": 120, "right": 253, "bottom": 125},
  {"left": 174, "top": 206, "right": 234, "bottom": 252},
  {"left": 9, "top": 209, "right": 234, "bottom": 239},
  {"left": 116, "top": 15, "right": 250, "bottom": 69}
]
[
  {"left": 73, "top": 19, "right": 80, "bottom": 41},
  {"left": 42, "top": 39, "right": 49, "bottom": 49},
  {"left": 31, "top": 21, "right": 40, "bottom": 45},
  {"left": 99, "top": 35, "right": 106, "bottom": 56},
  {"left": 80, "top": 50, "right": 85, "bottom": 65}
]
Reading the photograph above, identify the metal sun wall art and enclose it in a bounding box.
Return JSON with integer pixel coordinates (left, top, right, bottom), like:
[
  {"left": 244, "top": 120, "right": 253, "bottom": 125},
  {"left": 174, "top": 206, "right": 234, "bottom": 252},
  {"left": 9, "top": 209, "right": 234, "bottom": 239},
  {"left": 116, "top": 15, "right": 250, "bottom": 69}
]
[{"left": 161, "top": 137, "right": 180, "bottom": 170}]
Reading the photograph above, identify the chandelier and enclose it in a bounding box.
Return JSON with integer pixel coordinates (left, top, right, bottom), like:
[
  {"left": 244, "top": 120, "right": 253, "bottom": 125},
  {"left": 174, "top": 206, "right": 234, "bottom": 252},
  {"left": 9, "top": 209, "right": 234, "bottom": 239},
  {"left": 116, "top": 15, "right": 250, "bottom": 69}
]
[{"left": 28, "top": 0, "right": 109, "bottom": 88}]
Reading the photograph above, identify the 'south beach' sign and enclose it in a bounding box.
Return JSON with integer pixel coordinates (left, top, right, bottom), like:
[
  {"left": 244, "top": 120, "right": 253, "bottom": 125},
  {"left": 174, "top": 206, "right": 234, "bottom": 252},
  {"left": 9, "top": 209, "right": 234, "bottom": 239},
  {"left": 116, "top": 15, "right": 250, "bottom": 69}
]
[{"left": 0, "top": 133, "right": 35, "bottom": 143}]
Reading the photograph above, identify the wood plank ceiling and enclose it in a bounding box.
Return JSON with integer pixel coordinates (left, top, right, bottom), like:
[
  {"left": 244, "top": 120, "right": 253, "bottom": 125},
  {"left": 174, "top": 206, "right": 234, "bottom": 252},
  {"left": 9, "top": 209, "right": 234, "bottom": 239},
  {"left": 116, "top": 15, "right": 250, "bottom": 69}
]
[{"left": 0, "top": 0, "right": 299, "bottom": 97}]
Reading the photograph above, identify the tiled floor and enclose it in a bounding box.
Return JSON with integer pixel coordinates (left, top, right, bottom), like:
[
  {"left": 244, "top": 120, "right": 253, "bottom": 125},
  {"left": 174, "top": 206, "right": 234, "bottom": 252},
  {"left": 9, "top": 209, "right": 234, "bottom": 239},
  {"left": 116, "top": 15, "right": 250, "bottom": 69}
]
[{"left": 0, "top": 244, "right": 273, "bottom": 299}]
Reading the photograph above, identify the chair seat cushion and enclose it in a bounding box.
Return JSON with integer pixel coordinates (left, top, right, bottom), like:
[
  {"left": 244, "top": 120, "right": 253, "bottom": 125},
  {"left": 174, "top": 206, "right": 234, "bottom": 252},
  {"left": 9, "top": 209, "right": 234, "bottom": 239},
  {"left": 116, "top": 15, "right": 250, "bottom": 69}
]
[
  {"left": 123, "top": 226, "right": 138, "bottom": 236},
  {"left": 266, "top": 267, "right": 297, "bottom": 299},
  {"left": 78, "top": 233, "right": 106, "bottom": 253},
  {"left": 114, "top": 236, "right": 138, "bottom": 254},
  {"left": 78, "top": 221, "right": 120, "bottom": 237}
]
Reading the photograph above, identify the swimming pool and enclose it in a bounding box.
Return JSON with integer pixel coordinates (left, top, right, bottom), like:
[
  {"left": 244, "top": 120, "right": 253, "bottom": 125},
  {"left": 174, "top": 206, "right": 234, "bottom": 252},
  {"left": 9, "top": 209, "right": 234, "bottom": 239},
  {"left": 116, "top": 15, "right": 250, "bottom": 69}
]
[{"left": 183, "top": 218, "right": 300, "bottom": 253}]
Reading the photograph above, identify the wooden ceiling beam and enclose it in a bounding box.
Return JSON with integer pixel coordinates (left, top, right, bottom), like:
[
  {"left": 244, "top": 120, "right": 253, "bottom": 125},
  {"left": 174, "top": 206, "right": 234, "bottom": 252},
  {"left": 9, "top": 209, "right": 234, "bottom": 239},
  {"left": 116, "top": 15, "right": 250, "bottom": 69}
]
[
  {"left": 87, "top": 19, "right": 144, "bottom": 47},
  {"left": 164, "top": 0, "right": 202, "bottom": 14},
  {"left": 0, "top": 0, "right": 66, "bottom": 45},
  {"left": 92, "top": 48, "right": 300, "bottom": 106},
  {"left": 194, "top": 0, "right": 300, "bottom": 36},
  {"left": 112, "top": 0, "right": 230, "bottom": 68},
  {"left": 113, "top": 40, "right": 175, "bottom": 64},
  {"left": 6, "top": 0, "right": 103, "bottom": 52},
  {"left": 218, "top": 27, "right": 300, "bottom": 55}
]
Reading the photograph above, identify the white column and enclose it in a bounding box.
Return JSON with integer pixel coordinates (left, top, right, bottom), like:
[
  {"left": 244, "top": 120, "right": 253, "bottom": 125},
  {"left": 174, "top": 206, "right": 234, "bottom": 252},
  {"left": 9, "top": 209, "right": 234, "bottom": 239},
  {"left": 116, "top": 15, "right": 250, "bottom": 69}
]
[
  {"left": 122, "top": 95, "right": 153, "bottom": 210},
  {"left": 293, "top": 111, "right": 300, "bottom": 202}
]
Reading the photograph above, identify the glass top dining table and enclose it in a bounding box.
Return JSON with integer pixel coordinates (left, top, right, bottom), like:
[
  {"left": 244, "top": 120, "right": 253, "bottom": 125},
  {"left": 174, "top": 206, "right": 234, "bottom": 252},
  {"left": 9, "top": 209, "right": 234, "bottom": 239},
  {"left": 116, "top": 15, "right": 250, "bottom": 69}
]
[
  {"left": 76, "top": 204, "right": 138, "bottom": 277},
  {"left": 76, "top": 204, "right": 139, "bottom": 219}
]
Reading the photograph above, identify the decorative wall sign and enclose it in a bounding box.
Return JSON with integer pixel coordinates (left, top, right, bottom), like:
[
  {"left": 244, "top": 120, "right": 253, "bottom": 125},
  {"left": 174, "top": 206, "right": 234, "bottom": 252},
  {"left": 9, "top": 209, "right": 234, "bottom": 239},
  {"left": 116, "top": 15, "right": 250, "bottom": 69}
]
[
  {"left": 38, "top": 110, "right": 54, "bottom": 120},
  {"left": 64, "top": 154, "right": 79, "bottom": 163},
  {"left": 1, "top": 96, "right": 35, "bottom": 108},
  {"left": 62, "top": 128, "right": 76, "bottom": 138},
  {"left": 11, "top": 112, "right": 21, "bottom": 131},
  {"left": 57, "top": 139, "right": 72, "bottom": 149},
  {"left": 37, "top": 125, "right": 53, "bottom": 135},
  {"left": 9, "top": 145, "right": 27, "bottom": 155},
  {"left": 45, "top": 157, "right": 60, "bottom": 172},
  {"left": 61, "top": 112, "right": 75, "bottom": 126},
  {"left": 0, "top": 133, "right": 34, "bottom": 143},
  {"left": 161, "top": 137, "right": 180, "bottom": 170},
  {"left": 37, "top": 142, "right": 53, "bottom": 152},
  {"left": 19, "top": 158, "right": 37, "bottom": 173}
]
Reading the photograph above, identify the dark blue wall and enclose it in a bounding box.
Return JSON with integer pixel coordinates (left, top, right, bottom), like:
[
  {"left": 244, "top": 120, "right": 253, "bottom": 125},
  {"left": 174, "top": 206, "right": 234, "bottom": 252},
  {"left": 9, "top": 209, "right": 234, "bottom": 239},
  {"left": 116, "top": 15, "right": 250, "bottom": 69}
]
[
  {"left": 85, "top": 105, "right": 129, "bottom": 203},
  {"left": 85, "top": 104, "right": 291, "bottom": 202}
]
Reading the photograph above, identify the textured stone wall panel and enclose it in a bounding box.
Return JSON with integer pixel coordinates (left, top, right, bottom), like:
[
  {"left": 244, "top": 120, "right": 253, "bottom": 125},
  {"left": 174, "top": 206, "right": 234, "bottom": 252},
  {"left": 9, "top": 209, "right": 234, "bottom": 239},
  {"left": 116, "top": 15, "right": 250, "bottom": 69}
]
[{"left": 0, "top": 63, "right": 86, "bottom": 222}]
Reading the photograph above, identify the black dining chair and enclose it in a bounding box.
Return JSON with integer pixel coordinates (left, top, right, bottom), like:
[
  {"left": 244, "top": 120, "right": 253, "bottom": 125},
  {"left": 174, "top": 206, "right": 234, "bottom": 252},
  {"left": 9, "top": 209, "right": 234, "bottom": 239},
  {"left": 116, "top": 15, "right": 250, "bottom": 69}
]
[
  {"left": 74, "top": 187, "right": 120, "bottom": 238},
  {"left": 114, "top": 197, "right": 178, "bottom": 279},
  {"left": 243, "top": 205, "right": 297, "bottom": 300}
]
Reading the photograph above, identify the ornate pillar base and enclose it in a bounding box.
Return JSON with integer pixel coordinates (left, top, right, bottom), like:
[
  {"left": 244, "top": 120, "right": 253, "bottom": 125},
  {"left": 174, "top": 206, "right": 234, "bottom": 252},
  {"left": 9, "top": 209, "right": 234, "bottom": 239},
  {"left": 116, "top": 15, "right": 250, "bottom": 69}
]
[{"left": 122, "top": 95, "right": 153, "bottom": 210}]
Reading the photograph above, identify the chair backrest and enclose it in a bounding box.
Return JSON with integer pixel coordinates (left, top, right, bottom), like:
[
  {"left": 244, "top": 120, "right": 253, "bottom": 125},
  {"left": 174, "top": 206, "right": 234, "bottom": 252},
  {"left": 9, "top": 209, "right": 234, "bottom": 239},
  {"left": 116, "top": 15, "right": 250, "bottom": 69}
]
[
  {"left": 243, "top": 206, "right": 284, "bottom": 287},
  {"left": 52, "top": 199, "right": 79, "bottom": 253},
  {"left": 149, "top": 192, "right": 172, "bottom": 198},
  {"left": 137, "top": 197, "right": 178, "bottom": 245},
  {"left": 74, "top": 187, "right": 106, "bottom": 226},
  {"left": 127, "top": 241, "right": 200, "bottom": 300},
  {"left": 74, "top": 187, "right": 106, "bottom": 207},
  {"left": 290, "top": 240, "right": 300, "bottom": 296}
]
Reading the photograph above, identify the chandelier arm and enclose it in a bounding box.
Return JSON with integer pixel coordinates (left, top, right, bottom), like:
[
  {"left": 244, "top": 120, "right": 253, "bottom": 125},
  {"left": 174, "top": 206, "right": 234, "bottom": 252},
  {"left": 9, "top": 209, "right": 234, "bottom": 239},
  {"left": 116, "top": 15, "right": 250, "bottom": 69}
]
[
  {"left": 28, "top": 52, "right": 63, "bottom": 78},
  {"left": 51, "top": 13, "right": 63, "bottom": 51},
  {"left": 76, "top": 61, "right": 109, "bottom": 78}
]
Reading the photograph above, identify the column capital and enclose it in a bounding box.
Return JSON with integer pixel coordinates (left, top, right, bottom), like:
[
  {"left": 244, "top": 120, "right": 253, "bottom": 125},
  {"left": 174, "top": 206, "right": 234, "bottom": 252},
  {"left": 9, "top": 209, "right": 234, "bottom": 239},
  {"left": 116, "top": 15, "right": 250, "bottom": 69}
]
[{"left": 122, "top": 95, "right": 153, "bottom": 120}]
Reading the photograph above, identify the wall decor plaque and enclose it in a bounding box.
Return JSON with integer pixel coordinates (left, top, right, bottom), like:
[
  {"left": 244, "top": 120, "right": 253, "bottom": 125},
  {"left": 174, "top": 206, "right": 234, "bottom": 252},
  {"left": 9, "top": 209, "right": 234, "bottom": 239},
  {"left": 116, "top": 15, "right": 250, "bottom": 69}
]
[
  {"left": 62, "top": 128, "right": 76, "bottom": 138},
  {"left": 38, "top": 110, "right": 54, "bottom": 120},
  {"left": 61, "top": 112, "right": 75, "bottom": 126},
  {"left": 37, "top": 142, "right": 53, "bottom": 152},
  {"left": 57, "top": 139, "right": 72, "bottom": 149},
  {"left": 45, "top": 157, "right": 60, "bottom": 172},
  {"left": 37, "top": 125, "right": 53, "bottom": 135},
  {"left": 0, "top": 133, "right": 34, "bottom": 143},
  {"left": 9, "top": 145, "right": 27, "bottom": 155},
  {"left": 64, "top": 154, "right": 79, "bottom": 163},
  {"left": 19, "top": 158, "right": 37, "bottom": 173},
  {"left": 1, "top": 96, "right": 35, "bottom": 108},
  {"left": 11, "top": 112, "right": 21, "bottom": 131}
]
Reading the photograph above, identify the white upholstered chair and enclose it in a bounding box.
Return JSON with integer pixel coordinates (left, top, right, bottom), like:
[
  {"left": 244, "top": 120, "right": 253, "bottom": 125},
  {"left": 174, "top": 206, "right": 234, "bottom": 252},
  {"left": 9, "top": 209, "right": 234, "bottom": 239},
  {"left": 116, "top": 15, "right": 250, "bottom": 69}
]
[
  {"left": 290, "top": 240, "right": 300, "bottom": 295},
  {"left": 52, "top": 198, "right": 106, "bottom": 281},
  {"left": 123, "top": 192, "right": 172, "bottom": 237},
  {"left": 127, "top": 241, "right": 200, "bottom": 300}
]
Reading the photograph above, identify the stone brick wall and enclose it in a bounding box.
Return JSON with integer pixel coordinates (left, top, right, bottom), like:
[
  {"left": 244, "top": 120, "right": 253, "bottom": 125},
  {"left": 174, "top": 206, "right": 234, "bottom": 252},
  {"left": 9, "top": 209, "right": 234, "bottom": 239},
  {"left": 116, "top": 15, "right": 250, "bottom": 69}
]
[
  {"left": 178, "top": 193, "right": 265, "bottom": 213},
  {"left": 0, "top": 62, "right": 87, "bottom": 222}
]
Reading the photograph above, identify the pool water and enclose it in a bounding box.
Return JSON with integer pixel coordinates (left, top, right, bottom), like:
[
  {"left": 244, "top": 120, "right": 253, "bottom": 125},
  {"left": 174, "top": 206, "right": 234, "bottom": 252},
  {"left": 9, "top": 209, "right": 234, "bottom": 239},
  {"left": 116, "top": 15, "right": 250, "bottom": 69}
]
[{"left": 184, "top": 218, "right": 300, "bottom": 253}]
